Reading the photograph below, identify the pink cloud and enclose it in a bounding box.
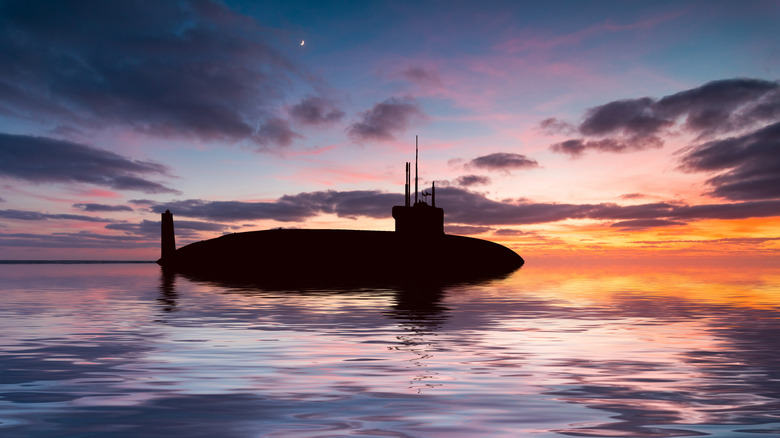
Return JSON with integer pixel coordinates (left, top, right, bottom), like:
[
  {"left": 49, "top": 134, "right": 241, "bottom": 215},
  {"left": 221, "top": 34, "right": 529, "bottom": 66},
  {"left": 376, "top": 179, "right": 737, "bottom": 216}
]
[{"left": 494, "top": 9, "right": 688, "bottom": 54}]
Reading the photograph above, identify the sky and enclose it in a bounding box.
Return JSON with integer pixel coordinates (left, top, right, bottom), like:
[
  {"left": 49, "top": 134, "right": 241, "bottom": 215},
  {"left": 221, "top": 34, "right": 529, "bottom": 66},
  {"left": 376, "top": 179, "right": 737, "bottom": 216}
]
[{"left": 0, "top": 0, "right": 779, "bottom": 261}]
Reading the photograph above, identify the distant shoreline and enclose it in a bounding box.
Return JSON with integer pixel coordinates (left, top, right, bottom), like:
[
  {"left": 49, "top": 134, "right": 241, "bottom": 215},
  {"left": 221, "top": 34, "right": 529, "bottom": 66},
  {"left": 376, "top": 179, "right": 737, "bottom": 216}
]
[{"left": 0, "top": 260, "right": 155, "bottom": 264}]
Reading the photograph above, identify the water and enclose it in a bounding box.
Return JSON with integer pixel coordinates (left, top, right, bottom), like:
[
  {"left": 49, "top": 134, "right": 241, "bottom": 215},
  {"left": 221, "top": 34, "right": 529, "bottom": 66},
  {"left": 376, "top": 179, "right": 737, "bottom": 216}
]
[{"left": 1, "top": 261, "right": 779, "bottom": 437}]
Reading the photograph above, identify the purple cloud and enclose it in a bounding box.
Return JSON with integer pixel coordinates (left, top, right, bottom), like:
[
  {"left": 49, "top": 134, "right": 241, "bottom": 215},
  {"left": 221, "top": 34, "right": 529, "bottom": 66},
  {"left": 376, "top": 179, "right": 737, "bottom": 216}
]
[
  {"left": 255, "top": 118, "right": 301, "bottom": 148},
  {"left": 468, "top": 153, "right": 539, "bottom": 171},
  {"left": 348, "top": 97, "right": 426, "bottom": 141},
  {"left": 0, "top": 209, "right": 112, "bottom": 222},
  {"left": 401, "top": 67, "right": 442, "bottom": 86},
  {"left": 680, "top": 121, "right": 780, "bottom": 200},
  {"left": 550, "top": 137, "right": 663, "bottom": 158},
  {"left": 539, "top": 117, "right": 576, "bottom": 135},
  {"left": 106, "top": 219, "right": 228, "bottom": 239},
  {"left": 73, "top": 203, "right": 134, "bottom": 212},
  {"left": 0, "top": 0, "right": 306, "bottom": 144},
  {"left": 610, "top": 219, "right": 686, "bottom": 230},
  {"left": 492, "top": 229, "right": 531, "bottom": 236},
  {"left": 151, "top": 187, "right": 780, "bottom": 229},
  {"left": 548, "top": 78, "right": 780, "bottom": 158},
  {"left": 289, "top": 96, "right": 344, "bottom": 125},
  {"left": 152, "top": 190, "right": 402, "bottom": 222},
  {"left": 0, "top": 133, "right": 179, "bottom": 194},
  {"left": 444, "top": 225, "right": 493, "bottom": 235},
  {"left": 454, "top": 175, "right": 491, "bottom": 187},
  {"left": 0, "top": 231, "right": 152, "bottom": 249}
]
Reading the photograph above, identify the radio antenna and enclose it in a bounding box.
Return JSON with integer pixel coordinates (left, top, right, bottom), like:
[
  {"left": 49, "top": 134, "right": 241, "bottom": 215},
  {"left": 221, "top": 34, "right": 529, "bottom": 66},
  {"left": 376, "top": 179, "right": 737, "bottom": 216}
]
[{"left": 414, "top": 135, "right": 419, "bottom": 204}]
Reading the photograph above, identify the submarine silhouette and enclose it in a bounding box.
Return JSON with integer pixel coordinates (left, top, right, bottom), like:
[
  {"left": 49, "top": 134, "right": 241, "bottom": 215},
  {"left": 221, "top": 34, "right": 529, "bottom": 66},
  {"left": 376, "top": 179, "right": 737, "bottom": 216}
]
[{"left": 157, "top": 139, "right": 524, "bottom": 282}]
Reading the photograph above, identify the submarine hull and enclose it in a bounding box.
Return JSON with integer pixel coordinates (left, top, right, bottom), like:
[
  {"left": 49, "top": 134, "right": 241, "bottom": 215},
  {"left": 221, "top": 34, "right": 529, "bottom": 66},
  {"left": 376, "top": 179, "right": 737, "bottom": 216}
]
[{"left": 159, "top": 229, "right": 523, "bottom": 283}]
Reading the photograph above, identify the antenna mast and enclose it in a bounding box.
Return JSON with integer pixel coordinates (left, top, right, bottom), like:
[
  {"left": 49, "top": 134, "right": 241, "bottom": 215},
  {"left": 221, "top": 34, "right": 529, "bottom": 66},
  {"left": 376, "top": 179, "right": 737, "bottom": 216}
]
[{"left": 414, "top": 135, "right": 419, "bottom": 204}]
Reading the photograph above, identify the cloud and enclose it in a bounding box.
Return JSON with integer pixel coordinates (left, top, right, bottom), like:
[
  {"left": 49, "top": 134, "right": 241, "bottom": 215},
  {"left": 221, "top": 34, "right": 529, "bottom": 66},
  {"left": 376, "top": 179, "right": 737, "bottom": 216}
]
[
  {"left": 106, "top": 219, "right": 227, "bottom": 239},
  {"left": 655, "top": 78, "right": 780, "bottom": 135},
  {"left": 580, "top": 97, "right": 672, "bottom": 137},
  {"left": 610, "top": 219, "right": 686, "bottom": 230},
  {"left": 444, "top": 225, "right": 493, "bottom": 235},
  {"left": 151, "top": 190, "right": 402, "bottom": 222},
  {"left": 631, "top": 236, "right": 780, "bottom": 246},
  {"left": 680, "top": 121, "right": 780, "bottom": 200},
  {"left": 437, "top": 187, "right": 780, "bottom": 226},
  {"left": 454, "top": 175, "right": 491, "bottom": 187},
  {"left": 0, "top": 209, "right": 111, "bottom": 222},
  {"left": 539, "top": 117, "right": 575, "bottom": 135},
  {"left": 150, "top": 187, "right": 780, "bottom": 229},
  {"left": 129, "top": 199, "right": 158, "bottom": 206},
  {"left": 255, "top": 118, "right": 301, "bottom": 148},
  {"left": 550, "top": 137, "right": 663, "bottom": 158},
  {"left": 468, "top": 153, "right": 539, "bottom": 171},
  {"left": 401, "top": 67, "right": 442, "bottom": 86},
  {"left": 0, "top": 133, "right": 179, "bottom": 193},
  {"left": 74, "top": 203, "right": 134, "bottom": 212},
  {"left": 548, "top": 78, "right": 780, "bottom": 157},
  {"left": 492, "top": 229, "right": 531, "bottom": 236},
  {"left": 0, "top": 0, "right": 305, "bottom": 143},
  {"left": 289, "top": 96, "right": 344, "bottom": 125},
  {"left": 0, "top": 231, "right": 152, "bottom": 249},
  {"left": 347, "top": 97, "right": 426, "bottom": 141}
]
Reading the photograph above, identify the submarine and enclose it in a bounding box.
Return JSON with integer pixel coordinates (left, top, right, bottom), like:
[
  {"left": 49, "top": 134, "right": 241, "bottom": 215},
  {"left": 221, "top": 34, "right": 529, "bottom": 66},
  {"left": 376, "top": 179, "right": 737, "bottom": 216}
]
[{"left": 157, "top": 139, "right": 524, "bottom": 283}]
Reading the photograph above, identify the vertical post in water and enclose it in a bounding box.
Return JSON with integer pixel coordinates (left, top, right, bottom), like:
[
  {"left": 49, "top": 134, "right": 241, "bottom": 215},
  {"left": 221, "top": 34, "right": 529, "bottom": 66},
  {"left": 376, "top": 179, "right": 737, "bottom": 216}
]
[
  {"left": 161, "top": 209, "right": 176, "bottom": 262},
  {"left": 414, "top": 135, "right": 419, "bottom": 205}
]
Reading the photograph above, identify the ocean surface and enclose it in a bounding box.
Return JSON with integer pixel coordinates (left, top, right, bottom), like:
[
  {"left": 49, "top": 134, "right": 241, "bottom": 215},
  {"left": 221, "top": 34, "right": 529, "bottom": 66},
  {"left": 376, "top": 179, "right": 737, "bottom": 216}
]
[{"left": 1, "top": 260, "right": 779, "bottom": 437}]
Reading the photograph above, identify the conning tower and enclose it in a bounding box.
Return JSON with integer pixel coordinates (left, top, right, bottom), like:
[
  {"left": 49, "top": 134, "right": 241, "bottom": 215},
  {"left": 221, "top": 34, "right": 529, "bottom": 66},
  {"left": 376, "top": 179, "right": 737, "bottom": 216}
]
[
  {"left": 392, "top": 136, "right": 444, "bottom": 236},
  {"left": 160, "top": 209, "right": 176, "bottom": 263}
]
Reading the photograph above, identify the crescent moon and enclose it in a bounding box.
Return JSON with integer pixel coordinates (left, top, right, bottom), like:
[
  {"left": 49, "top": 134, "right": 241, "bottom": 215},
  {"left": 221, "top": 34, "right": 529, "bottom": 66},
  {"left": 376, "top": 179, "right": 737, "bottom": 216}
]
[{"left": 300, "top": 40, "right": 305, "bottom": 46}]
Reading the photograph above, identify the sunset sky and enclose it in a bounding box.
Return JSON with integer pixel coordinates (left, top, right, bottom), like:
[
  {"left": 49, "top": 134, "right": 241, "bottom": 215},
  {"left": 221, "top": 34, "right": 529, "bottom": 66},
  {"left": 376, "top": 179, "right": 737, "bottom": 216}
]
[{"left": 1, "top": 0, "right": 779, "bottom": 261}]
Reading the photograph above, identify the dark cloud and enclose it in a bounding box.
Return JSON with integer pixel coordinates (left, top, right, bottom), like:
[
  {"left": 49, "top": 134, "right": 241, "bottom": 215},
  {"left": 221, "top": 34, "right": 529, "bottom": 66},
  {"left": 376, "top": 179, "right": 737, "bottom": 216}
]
[
  {"left": 439, "top": 188, "right": 780, "bottom": 226},
  {"left": 402, "top": 67, "right": 442, "bottom": 86},
  {"left": 620, "top": 193, "right": 647, "bottom": 200},
  {"left": 255, "top": 118, "right": 300, "bottom": 148},
  {"left": 0, "top": 231, "right": 151, "bottom": 249},
  {"left": 0, "top": 209, "right": 111, "bottom": 222},
  {"left": 468, "top": 153, "right": 539, "bottom": 171},
  {"left": 129, "top": 199, "right": 157, "bottom": 206},
  {"left": 152, "top": 191, "right": 402, "bottom": 222},
  {"left": 550, "top": 136, "right": 663, "bottom": 158},
  {"left": 631, "top": 236, "right": 780, "bottom": 246},
  {"left": 73, "top": 203, "right": 134, "bottom": 212},
  {"left": 289, "top": 96, "right": 344, "bottom": 125},
  {"left": 580, "top": 97, "right": 672, "bottom": 137},
  {"left": 279, "top": 190, "right": 402, "bottom": 219},
  {"left": 0, "top": 133, "right": 179, "bottom": 193},
  {"left": 538, "top": 117, "right": 576, "bottom": 135},
  {"left": 106, "top": 219, "right": 227, "bottom": 239},
  {"left": 454, "top": 175, "right": 491, "bottom": 187},
  {"left": 549, "top": 78, "right": 780, "bottom": 157},
  {"left": 656, "top": 78, "right": 780, "bottom": 135},
  {"left": 347, "top": 97, "right": 426, "bottom": 141},
  {"left": 680, "top": 121, "right": 780, "bottom": 200},
  {"left": 0, "top": 0, "right": 304, "bottom": 143},
  {"left": 610, "top": 219, "right": 686, "bottom": 230},
  {"left": 492, "top": 229, "right": 531, "bottom": 236},
  {"left": 150, "top": 187, "right": 780, "bottom": 229},
  {"left": 444, "top": 225, "right": 493, "bottom": 235}
]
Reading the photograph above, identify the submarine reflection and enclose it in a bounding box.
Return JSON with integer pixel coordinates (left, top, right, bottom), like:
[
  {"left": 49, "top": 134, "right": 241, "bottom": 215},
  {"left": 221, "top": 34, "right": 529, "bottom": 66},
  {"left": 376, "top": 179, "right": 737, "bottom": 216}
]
[
  {"left": 159, "top": 266, "right": 516, "bottom": 318},
  {"left": 157, "top": 267, "right": 513, "bottom": 394}
]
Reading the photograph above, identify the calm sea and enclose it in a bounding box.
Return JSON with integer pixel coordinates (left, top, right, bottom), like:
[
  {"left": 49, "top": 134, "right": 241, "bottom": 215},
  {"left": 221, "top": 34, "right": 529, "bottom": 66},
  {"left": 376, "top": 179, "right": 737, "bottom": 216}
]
[{"left": 1, "top": 261, "right": 779, "bottom": 437}]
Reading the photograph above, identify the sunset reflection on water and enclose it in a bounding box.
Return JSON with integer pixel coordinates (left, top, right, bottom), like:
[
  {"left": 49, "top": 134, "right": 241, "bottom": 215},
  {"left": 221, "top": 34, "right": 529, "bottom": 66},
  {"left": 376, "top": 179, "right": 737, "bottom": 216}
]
[{"left": 0, "top": 261, "right": 778, "bottom": 437}]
